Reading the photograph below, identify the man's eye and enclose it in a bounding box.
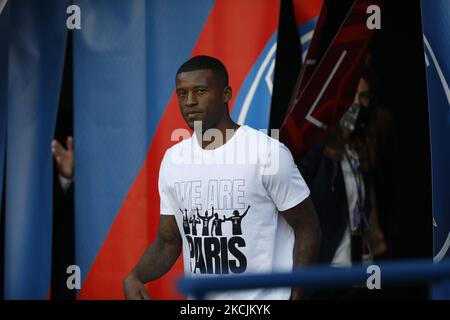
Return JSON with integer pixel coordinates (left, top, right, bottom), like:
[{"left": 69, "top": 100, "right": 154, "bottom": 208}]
[
  {"left": 196, "top": 89, "right": 206, "bottom": 95},
  {"left": 177, "top": 91, "right": 186, "bottom": 97}
]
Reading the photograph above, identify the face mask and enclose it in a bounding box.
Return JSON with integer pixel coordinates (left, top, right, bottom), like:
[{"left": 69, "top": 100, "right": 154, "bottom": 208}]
[
  {"left": 340, "top": 103, "right": 371, "bottom": 134},
  {"left": 340, "top": 103, "right": 361, "bottom": 132}
]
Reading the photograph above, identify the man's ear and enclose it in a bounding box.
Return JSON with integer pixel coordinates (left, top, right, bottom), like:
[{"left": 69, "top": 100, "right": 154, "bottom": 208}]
[{"left": 223, "top": 86, "right": 232, "bottom": 103}]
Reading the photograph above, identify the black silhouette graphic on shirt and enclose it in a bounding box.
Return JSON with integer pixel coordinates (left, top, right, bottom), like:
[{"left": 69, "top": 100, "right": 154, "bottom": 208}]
[
  {"left": 224, "top": 205, "right": 250, "bottom": 236},
  {"left": 179, "top": 205, "right": 249, "bottom": 275},
  {"left": 189, "top": 213, "right": 201, "bottom": 236},
  {"left": 211, "top": 211, "right": 226, "bottom": 236},
  {"left": 179, "top": 209, "right": 190, "bottom": 235},
  {"left": 197, "top": 207, "right": 214, "bottom": 236}
]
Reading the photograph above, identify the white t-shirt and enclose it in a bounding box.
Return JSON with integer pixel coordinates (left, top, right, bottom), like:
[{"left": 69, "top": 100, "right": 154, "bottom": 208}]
[{"left": 158, "top": 125, "right": 310, "bottom": 300}]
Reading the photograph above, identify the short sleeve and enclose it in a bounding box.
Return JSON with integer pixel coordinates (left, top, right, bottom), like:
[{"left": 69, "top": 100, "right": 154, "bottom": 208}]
[
  {"left": 159, "top": 151, "right": 177, "bottom": 215},
  {"left": 262, "top": 143, "right": 310, "bottom": 212}
]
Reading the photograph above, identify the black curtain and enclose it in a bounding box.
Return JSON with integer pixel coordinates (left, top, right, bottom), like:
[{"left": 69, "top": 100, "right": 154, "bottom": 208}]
[
  {"left": 51, "top": 30, "right": 75, "bottom": 300},
  {"left": 269, "top": 0, "right": 302, "bottom": 130}
]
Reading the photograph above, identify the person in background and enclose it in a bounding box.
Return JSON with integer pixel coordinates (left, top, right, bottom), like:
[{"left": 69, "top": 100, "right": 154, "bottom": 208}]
[
  {"left": 52, "top": 136, "right": 74, "bottom": 191},
  {"left": 298, "top": 67, "right": 392, "bottom": 298}
]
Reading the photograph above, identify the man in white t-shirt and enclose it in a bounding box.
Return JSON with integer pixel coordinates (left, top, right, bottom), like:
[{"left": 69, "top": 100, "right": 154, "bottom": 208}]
[{"left": 123, "top": 55, "right": 321, "bottom": 300}]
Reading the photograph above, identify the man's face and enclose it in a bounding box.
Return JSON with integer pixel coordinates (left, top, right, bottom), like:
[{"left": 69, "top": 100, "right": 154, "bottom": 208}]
[{"left": 176, "top": 69, "right": 231, "bottom": 130}]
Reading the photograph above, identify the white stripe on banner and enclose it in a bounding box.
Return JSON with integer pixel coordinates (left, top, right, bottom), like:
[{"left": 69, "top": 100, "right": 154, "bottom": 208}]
[
  {"left": 423, "top": 34, "right": 450, "bottom": 107},
  {"left": 264, "top": 58, "right": 276, "bottom": 96},
  {"left": 237, "top": 42, "right": 277, "bottom": 125},
  {"left": 434, "top": 231, "right": 450, "bottom": 263},
  {"left": 0, "top": 0, "right": 8, "bottom": 15},
  {"left": 300, "top": 30, "right": 314, "bottom": 46},
  {"left": 305, "top": 50, "right": 347, "bottom": 129}
]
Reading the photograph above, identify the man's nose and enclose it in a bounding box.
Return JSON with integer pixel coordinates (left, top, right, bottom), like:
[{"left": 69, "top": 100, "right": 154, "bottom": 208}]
[{"left": 185, "top": 91, "right": 198, "bottom": 107}]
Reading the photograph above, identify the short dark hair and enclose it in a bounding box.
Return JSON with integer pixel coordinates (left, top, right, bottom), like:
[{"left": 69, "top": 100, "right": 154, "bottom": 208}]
[{"left": 176, "top": 55, "right": 229, "bottom": 86}]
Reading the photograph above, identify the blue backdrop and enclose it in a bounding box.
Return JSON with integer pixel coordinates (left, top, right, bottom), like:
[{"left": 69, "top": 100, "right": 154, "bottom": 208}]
[
  {"left": 1, "top": 0, "right": 69, "bottom": 299},
  {"left": 421, "top": 0, "right": 450, "bottom": 299}
]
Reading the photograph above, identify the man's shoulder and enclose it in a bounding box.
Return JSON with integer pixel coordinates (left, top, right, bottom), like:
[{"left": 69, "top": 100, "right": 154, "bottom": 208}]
[
  {"left": 242, "top": 125, "right": 290, "bottom": 155},
  {"left": 240, "top": 125, "right": 284, "bottom": 147}
]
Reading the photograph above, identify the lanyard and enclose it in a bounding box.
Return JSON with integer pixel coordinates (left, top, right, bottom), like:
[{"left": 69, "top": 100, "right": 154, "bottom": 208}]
[{"left": 344, "top": 148, "right": 368, "bottom": 232}]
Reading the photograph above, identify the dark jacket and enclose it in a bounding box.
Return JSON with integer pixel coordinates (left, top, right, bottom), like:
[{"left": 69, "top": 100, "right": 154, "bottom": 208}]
[{"left": 297, "top": 145, "right": 369, "bottom": 264}]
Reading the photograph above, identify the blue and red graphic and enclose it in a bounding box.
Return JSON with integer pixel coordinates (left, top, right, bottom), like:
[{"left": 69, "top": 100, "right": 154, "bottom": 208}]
[
  {"left": 421, "top": 0, "right": 450, "bottom": 299},
  {"left": 280, "top": 0, "right": 380, "bottom": 160},
  {"left": 231, "top": 0, "right": 322, "bottom": 129},
  {"left": 0, "top": 0, "right": 323, "bottom": 300},
  {"left": 73, "top": 0, "right": 284, "bottom": 299}
]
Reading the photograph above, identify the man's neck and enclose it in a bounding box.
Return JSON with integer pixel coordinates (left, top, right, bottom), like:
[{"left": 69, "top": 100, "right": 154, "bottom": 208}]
[{"left": 195, "top": 120, "right": 241, "bottom": 150}]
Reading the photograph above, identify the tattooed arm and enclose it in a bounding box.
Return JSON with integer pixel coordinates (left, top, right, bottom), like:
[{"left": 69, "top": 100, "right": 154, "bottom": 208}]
[
  {"left": 123, "top": 215, "right": 182, "bottom": 300},
  {"left": 281, "top": 196, "right": 321, "bottom": 300}
]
